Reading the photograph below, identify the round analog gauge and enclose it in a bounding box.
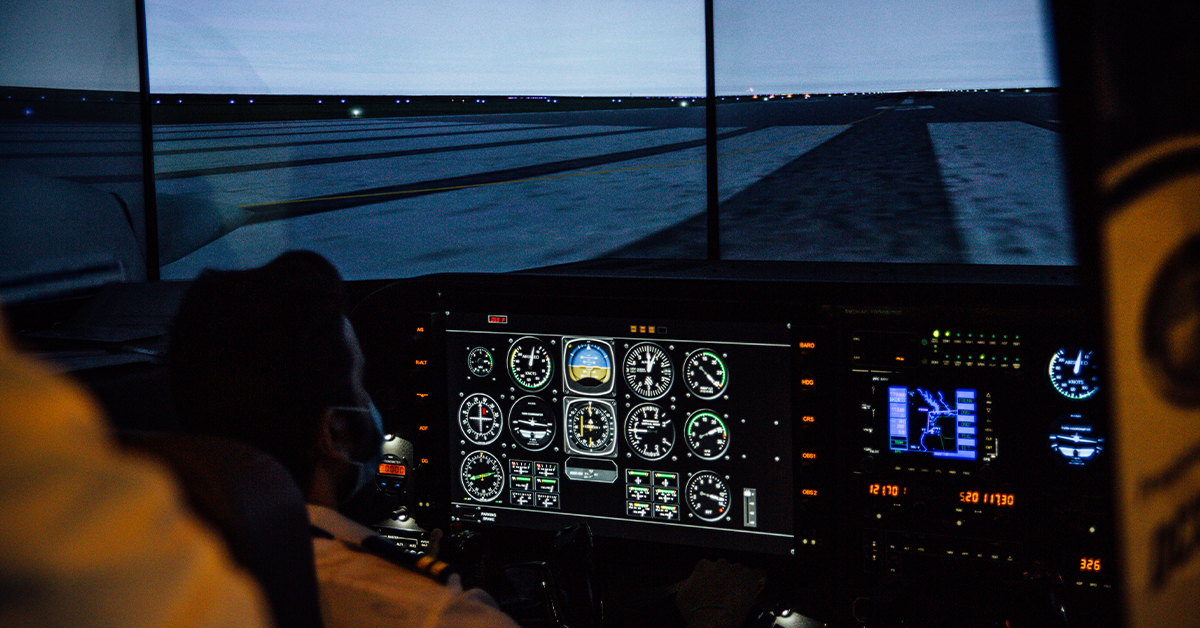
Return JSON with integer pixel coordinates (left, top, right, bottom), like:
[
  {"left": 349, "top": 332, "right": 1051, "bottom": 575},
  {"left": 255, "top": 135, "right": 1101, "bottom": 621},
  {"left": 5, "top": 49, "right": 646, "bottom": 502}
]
[
  {"left": 625, "top": 403, "right": 675, "bottom": 461},
  {"left": 1050, "top": 415, "right": 1105, "bottom": 466},
  {"left": 564, "top": 338, "right": 614, "bottom": 395},
  {"left": 509, "top": 396, "right": 557, "bottom": 451},
  {"left": 460, "top": 450, "right": 504, "bottom": 502},
  {"left": 1049, "top": 348, "right": 1099, "bottom": 400},
  {"left": 458, "top": 393, "right": 503, "bottom": 444},
  {"left": 624, "top": 342, "right": 674, "bottom": 400},
  {"left": 564, "top": 399, "right": 616, "bottom": 456},
  {"left": 684, "top": 410, "right": 729, "bottom": 460},
  {"left": 683, "top": 349, "right": 728, "bottom": 400},
  {"left": 686, "top": 471, "right": 731, "bottom": 522},
  {"left": 509, "top": 337, "right": 553, "bottom": 391},
  {"left": 468, "top": 347, "right": 494, "bottom": 377}
]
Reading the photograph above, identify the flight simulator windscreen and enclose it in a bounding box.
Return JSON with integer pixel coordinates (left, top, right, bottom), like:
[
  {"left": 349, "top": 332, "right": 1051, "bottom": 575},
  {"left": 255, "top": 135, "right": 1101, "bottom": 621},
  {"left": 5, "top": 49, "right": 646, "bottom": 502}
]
[
  {"left": 140, "top": 0, "right": 1071, "bottom": 279},
  {"left": 445, "top": 312, "right": 794, "bottom": 554}
]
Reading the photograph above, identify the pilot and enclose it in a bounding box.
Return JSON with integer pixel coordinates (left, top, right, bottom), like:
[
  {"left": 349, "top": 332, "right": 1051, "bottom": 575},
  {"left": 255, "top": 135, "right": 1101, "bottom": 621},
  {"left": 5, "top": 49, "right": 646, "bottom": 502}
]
[
  {"left": 0, "top": 306, "right": 270, "bottom": 628},
  {"left": 168, "top": 250, "right": 766, "bottom": 628},
  {"left": 168, "top": 250, "right": 520, "bottom": 628}
]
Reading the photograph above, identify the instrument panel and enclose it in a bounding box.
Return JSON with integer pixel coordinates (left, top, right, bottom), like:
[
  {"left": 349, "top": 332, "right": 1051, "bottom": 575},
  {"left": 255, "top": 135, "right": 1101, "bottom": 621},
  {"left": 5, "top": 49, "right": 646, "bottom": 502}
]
[
  {"left": 445, "top": 312, "right": 796, "bottom": 554},
  {"left": 350, "top": 266, "right": 1119, "bottom": 625}
]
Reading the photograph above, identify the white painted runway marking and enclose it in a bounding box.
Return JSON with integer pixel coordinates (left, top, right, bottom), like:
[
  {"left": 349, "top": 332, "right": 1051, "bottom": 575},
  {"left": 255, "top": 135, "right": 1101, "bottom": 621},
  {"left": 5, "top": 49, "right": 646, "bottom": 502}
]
[{"left": 928, "top": 121, "right": 1073, "bottom": 265}]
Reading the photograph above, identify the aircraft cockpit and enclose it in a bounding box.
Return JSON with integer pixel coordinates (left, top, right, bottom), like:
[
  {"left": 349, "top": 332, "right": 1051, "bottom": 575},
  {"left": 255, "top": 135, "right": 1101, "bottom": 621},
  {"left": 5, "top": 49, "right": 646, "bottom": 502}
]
[{"left": 6, "top": 0, "right": 1198, "bottom": 626}]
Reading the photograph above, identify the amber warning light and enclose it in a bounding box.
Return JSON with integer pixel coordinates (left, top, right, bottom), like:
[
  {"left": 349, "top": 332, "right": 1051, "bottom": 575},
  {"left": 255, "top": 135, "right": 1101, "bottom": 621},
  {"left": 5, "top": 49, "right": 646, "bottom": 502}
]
[{"left": 378, "top": 463, "right": 406, "bottom": 476}]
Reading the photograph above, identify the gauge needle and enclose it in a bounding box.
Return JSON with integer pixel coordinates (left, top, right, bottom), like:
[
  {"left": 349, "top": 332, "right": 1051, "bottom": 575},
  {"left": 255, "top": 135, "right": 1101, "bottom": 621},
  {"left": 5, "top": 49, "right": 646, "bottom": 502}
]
[
  {"left": 701, "top": 491, "right": 721, "bottom": 501},
  {"left": 703, "top": 426, "right": 724, "bottom": 437},
  {"left": 526, "top": 350, "right": 535, "bottom": 367},
  {"left": 1073, "top": 350, "right": 1082, "bottom": 374},
  {"left": 704, "top": 369, "right": 722, "bottom": 387}
]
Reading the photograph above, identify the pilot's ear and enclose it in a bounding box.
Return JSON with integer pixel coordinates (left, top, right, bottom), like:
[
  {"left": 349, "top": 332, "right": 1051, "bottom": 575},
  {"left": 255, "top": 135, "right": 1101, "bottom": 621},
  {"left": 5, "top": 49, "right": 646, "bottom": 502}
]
[{"left": 316, "top": 408, "right": 355, "bottom": 463}]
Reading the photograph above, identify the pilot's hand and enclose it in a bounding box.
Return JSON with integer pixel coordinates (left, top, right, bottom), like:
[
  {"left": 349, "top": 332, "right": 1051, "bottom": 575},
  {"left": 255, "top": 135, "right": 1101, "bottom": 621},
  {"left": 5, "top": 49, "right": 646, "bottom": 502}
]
[{"left": 676, "top": 558, "right": 765, "bottom": 628}]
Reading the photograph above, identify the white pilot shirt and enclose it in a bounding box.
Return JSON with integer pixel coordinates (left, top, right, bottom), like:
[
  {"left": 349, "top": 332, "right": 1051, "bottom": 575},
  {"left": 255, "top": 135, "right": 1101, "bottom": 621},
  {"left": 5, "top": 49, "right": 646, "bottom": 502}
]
[{"left": 307, "top": 504, "right": 520, "bottom": 628}]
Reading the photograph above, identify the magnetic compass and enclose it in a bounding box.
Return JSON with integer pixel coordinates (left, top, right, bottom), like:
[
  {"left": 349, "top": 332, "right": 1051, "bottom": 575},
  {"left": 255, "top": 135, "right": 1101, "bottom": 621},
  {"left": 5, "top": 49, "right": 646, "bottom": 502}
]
[
  {"left": 459, "top": 393, "right": 503, "bottom": 444},
  {"left": 624, "top": 342, "right": 674, "bottom": 400},
  {"left": 509, "top": 336, "right": 553, "bottom": 391},
  {"left": 1049, "top": 348, "right": 1099, "bottom": 400},
  {"left": 460, "top": 450, "right": 504, "bottom": 502}
]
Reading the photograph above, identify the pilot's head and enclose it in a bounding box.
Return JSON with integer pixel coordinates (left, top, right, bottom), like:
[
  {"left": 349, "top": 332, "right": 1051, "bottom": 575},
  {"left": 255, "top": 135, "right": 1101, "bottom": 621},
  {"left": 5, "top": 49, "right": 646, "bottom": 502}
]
[{"left": 169, "top": 251, "right": 382, "bottom": 503}]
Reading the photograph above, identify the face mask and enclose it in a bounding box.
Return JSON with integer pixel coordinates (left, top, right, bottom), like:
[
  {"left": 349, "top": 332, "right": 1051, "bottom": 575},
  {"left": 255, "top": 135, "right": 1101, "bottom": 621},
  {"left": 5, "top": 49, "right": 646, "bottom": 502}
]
[{"left": 329, "top": 398, "right": 385, "bottom": 495}]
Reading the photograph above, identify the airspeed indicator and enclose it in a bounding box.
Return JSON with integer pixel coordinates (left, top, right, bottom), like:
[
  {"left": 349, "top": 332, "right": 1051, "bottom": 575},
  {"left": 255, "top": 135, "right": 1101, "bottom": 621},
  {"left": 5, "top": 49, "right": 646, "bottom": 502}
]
[
  {"left": 509, "top": 337, "right": 553, "bottom": 391},
  {"left": 1048, "top": 348, "right": 1099, "bottom": 400}
]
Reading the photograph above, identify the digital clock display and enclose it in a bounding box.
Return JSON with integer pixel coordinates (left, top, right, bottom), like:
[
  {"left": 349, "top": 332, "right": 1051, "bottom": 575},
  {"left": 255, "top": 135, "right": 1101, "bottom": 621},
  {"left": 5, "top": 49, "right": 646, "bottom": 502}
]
[
  {"left": 378, "top": 463, "right": 406, "bottom": 476},
  {"left": 959, "top": 491, "right": 1015, "bottom": 506}
]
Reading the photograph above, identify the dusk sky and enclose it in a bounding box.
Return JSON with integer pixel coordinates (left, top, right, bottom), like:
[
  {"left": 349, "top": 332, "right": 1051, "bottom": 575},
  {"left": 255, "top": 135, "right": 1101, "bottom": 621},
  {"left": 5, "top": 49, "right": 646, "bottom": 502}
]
[{"left": 144, "top": 0, "right": 1056, "bottom": 96}]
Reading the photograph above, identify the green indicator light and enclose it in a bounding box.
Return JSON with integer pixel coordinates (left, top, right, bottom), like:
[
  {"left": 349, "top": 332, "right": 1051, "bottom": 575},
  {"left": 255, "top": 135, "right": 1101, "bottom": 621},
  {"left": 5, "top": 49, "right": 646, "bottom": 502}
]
[
  {"left": 933, "top": 330, "right": 940, "bottom": 338},
  {"left": 539, "top": 478, "right": 557, "bottom": 484},
  {"left": 980, "top": 355, "right": 985, "bottom": 360},
  {"left": 655, "top": 472, "right": 676, "bottom": 479},
  {"left": 630, "top": 471, "right": 650, "bottom": 477},
  {"left": 514, "top": 476, "right": 531, "bottom": 482}
]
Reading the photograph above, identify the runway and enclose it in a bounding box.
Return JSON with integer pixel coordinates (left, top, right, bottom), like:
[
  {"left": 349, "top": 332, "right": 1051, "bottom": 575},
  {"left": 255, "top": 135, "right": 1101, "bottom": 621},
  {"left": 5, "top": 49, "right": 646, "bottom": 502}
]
[{"left": 1, "top": 91, "right": 1074, "bottom": 279}]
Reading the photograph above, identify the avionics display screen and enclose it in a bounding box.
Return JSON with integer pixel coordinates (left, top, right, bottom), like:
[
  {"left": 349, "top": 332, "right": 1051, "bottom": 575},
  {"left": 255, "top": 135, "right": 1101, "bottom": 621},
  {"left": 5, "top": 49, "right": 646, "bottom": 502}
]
[
  {"left": 888, "top": 386, "right": 979, "bottom": 460},
  {"left": 445, "top": 312, "right": 794, "bottom": 554}
]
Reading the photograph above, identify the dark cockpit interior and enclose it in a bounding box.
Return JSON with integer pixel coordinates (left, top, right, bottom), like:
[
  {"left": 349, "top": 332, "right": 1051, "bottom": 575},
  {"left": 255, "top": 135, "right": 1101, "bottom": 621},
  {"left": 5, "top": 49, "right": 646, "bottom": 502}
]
[{"left": 5, "top": 0, "right": 1197, "bottom": 626}]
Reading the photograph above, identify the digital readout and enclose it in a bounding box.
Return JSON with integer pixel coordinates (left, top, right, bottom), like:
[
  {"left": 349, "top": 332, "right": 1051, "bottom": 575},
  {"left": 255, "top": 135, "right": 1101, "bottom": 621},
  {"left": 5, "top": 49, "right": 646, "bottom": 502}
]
[
  {"left": 1080, "top": 557, "right": 1102, "bottom": 572},
  {"left": 378, "top": 463, "right": 406, "bottom": 476},
  {"left": 959, "top": 491, "right": 1015, "bottom": 506},
  {"left": 868, "top": 483, "right": 906, "bottom": 497}
]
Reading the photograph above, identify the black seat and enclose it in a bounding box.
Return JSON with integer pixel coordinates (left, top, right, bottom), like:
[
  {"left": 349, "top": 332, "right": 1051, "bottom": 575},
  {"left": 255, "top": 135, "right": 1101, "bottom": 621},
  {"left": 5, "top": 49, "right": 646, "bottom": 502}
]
[{"left": 119, "top": 431, "right": 323, "bottom": 628}]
